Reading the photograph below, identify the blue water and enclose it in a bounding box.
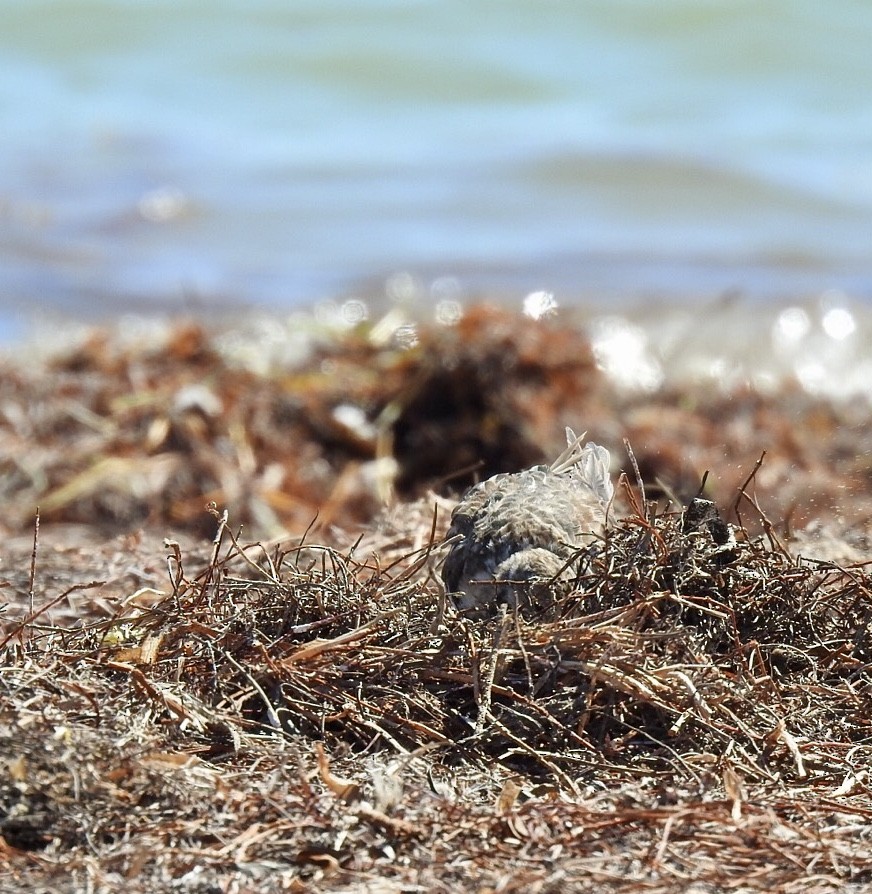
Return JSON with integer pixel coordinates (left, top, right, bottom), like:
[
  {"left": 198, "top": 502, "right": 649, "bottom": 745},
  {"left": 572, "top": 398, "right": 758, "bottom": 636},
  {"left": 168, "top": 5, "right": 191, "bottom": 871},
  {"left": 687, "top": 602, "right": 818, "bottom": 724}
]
[{"left": 2, "top": 0, "right": 872, "bottom": 339}]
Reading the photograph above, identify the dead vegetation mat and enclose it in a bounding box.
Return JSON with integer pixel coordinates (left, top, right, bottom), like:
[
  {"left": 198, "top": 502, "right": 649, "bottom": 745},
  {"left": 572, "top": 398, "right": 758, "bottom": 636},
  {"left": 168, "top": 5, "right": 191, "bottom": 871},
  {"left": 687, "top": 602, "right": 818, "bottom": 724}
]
[
  {"left": 4, "top": 307, "right": 872, "bottom": 891},
  {"left": 3, "top": 304, "right": 872, "bottom": 541},
  {"left": 4, "top": 495, "right": 872, "bottom": 893}
]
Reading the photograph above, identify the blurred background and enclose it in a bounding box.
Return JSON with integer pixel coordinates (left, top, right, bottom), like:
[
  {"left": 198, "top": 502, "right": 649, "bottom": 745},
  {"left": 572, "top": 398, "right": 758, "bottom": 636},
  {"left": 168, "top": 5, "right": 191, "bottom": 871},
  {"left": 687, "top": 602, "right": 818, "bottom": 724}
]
[
  {"left": 1, "top": 1, "right": 871, "bottom": 348},
  {"left": 3, "top": 0, "right": 872, "bottom": 542}
]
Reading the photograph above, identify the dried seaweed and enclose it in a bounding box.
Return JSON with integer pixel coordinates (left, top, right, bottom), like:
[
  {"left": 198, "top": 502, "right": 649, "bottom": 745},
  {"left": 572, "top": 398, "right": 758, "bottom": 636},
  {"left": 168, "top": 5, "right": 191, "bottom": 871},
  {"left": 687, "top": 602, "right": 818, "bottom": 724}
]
[
  {"left": 3, "top": 307, "right": 872, "bottom": 891},
  {"left": 4, "top": 306, "right": 871, "bottom": 543},
  {"left": 3, "top": 484, "right": 872, "bottom": 891}
]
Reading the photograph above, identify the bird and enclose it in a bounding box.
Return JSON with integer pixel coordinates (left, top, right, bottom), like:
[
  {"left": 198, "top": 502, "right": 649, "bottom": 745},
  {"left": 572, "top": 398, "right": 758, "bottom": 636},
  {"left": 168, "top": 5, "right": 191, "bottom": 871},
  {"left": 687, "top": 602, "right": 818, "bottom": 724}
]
[{"left": 442, "top": 428, "right": 613, "bottom": 618}]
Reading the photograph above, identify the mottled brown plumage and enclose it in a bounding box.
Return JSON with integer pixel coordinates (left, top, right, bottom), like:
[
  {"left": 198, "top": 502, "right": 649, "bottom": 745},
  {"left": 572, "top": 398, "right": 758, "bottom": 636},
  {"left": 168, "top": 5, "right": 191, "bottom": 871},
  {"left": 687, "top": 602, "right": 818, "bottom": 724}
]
[{"left": 442, "top": 430, "right": 613, "bottom": 618}]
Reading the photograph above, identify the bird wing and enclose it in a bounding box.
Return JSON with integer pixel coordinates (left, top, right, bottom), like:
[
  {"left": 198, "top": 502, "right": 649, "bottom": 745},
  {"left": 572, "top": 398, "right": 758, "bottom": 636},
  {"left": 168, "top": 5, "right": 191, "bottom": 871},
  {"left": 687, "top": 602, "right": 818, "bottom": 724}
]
[{"left": 556, "top": 427, "right": 614, "bottom": 506}]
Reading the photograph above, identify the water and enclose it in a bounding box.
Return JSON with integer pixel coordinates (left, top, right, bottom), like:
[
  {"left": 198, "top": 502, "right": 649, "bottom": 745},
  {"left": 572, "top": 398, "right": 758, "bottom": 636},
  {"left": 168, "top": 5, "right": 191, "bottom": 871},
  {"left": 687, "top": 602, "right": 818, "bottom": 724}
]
[{"left": 2, "top": 0, "right": 872, "bottom": 339}]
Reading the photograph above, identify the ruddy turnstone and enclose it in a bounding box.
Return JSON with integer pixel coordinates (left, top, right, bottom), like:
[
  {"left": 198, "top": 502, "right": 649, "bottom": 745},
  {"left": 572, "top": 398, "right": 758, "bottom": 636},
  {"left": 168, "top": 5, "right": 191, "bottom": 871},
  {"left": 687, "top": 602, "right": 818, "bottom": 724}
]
[{"left": 442, "top": 428, "right": 613, "bottom": 618}]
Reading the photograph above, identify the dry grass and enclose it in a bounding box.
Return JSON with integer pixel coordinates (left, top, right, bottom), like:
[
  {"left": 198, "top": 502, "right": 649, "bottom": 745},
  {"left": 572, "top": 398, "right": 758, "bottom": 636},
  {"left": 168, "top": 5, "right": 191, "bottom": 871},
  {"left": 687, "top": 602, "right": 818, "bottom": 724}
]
[
  {"left": 3, "top": 306, "right": 872, "bottom": 892},
  {"left": 4, "top": 483, "right": 872, "bottom": 892}
]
